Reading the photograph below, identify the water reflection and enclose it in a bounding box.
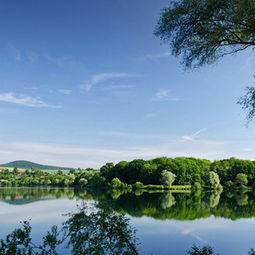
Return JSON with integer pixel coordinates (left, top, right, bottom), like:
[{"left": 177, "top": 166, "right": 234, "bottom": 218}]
[
  {"left": 0, "top": 202, "right": 139, "bottom": 255},
  {"left": 0, "top": 188, "right": 255, "bottom": 254},
  {"left": 0, "top": 187, "right": 255, "bottom": 221}
]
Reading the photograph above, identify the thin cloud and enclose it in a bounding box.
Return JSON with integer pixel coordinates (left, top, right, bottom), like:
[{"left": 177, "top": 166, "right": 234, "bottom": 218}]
[
  {"left": 0, "top": 92, "right": 62, "bottom": 108},
  {"left": 103, "top": 85, "right": 134, "bottom": 90},
  {"left": 81, "top": 73, "right": 134, "bottom": 92},
  {"left": 26, "top": 50, "right": 39, "bottom": 64},
  {"left": 182, "top": 128, "right": 208, "bottom": 142},
  {"left": 143, "top": 112, "right": 158, "bottom": 119},
  {"left": 98, "top": 131, "right": 171, "bottom": 140},
  {"left": 243, "top": 148, "right": 253, "bottom": 152},
  {"left": 135, "top": 51, "right": 171, "bottom": 61},
  {"left": 44, "top": 54, "right": 80, "bottom": 69},
  {"left": 58, "top": 89, "right": 72, "bottom": 95},
  {"left": 152, "top": 89, "right": 180, "bottom": 102},
  {"left": 11, "top": 141, "right": 224, "bottom": 163},
  {"left": 8, "top": 45, "right": 22, "bottom": 61},
  {"left": 0, "top": 136, "right": 233, "bottom": 168},
  {"left": 7, "top": 45, "right": 81, "bottom": 68}
]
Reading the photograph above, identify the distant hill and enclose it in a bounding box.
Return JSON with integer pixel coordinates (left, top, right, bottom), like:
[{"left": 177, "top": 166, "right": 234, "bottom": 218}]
[{"left": 0, "top": 160, "right": 71, "bottom": 170}]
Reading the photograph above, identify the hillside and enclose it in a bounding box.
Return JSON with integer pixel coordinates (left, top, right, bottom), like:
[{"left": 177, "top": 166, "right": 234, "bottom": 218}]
[{"left": 0, "top": 160, "right": 71, "bottom": 170}]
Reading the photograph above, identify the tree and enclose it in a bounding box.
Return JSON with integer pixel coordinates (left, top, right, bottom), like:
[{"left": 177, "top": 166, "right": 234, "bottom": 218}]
[
  {"left": 79, "top": 178, "right": 88, "bottom": 187},
  {"left": 63, "top": 179, "right": 70, "bottom": 186},
  {"left": 155, "top": 0, "right": 255, "bottom": 69},
  {"left": 238, "top": 86, "right": 255, "bottom": 122},
  {"left": 187, "top": 245, "right": 216, "bottom": 255},
  {"left": 224, "top": 180, "right": 234, "bottom": 190},
  {"left": 111, "top": 178, "right": 122, "bottom": 188},
  {"left": 100, "top": 162, "right": 115, "bottom": 181},
  {"left": 0, "top": 204, "right": 139, "bottom": 255},
  {"left": 133, "top": 182, "right": 144, "bottom": 189},
  {"left": 13, "top": 167, "right": 18, "bottom": 174},
  {"left": 235, "top": 193, "right": 249, "bottom": 206},
  {"left": 160, "top": 170, "right": 176, "bottom": 187},
  {"left": 205, "top": 171, "right": 220, "bottom": 188},
  {"left": 235, "top": 173, "right": 248, "bottom": 186},
  {"left": 160, "top": 192, "right": 176, "bottom": 209},
  {"left": 57, "top": 170, "right": 63, "bottom": 175},
  {"left": 45, "top": 179, "right": 52, "bottom": 185},
  {"left": 155, "top": 0, "right": 255, "bottom": 120}
]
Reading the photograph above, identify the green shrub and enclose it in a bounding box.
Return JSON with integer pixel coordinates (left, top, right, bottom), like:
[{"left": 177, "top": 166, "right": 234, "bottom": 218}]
[{"left": 133, "top": 182, "right": 144, "bottom": 189}]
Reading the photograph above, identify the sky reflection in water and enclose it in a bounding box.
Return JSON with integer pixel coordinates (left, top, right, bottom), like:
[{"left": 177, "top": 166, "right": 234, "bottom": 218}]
[{"left": 0, "top": 188, "right": 254, "bottom": 255}]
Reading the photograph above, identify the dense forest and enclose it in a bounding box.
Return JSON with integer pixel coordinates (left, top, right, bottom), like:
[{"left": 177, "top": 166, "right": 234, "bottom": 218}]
[
  {"left": 0, "top": 157, "right": 255, "bottom": 191},
  {"left": 100, "top": 157, "right": 255, "bottom": 190}
]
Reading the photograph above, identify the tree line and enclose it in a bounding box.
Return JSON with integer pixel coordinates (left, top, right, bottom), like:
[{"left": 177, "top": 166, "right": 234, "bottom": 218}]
[
  {"left": 100, "top": 157, "right": 255, "bottom": 191},
  {"left": 1, "top": 157, "right": 255, "bottom": 191}
]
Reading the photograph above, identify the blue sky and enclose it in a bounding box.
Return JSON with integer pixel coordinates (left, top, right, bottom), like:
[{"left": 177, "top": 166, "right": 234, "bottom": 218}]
[{"left": 0, "top": 0, "right": 255, "bottom": 168}]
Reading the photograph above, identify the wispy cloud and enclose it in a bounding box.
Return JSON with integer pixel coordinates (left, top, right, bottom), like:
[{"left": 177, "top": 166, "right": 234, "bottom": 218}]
[
  {"left": 103, "top": 85, "right": 134, "bottom": 90},
  {"left": 97, "top": 131, "right": 171, "bottom": 140},
  {"left": 0, "top": 93, "right": 62, "bottom": 108},
  {"left": 182, "top": 128, "right": 208, "bottom": 142},
  {"left": 6, "top": 140, "right": 225, "bottom": 167},
  {"left": 143, "top": 112, "right": 158, "bottom": 119},
  {"left": 57, "top": 89, "right": 72, "bottom": 95},
  {"left": 135, "top": 51, "right": 171, "bottom": 61},
  {"left": 243, "top": 148, "right": 253, "bottom": 152},
  {"left": 8, "top": 45, "right": 22, "bottom": 61},
  {"left": 152, "top": 89, "right": 180, "bottom": 102},
  {"left": 7, "top": 45, "right": 81, "bottom": 69},
  {"left": 26, "top": 50, "right": 39, "bottom": 64},
  {"left": 0, "top": 134, "right": 235, "bottom": 168},
  {"left": 81, "top": 73, "right": 134, "bottom": 92},
  {"left": 44, "top": 54, "right": 80, "bottom": 69}
]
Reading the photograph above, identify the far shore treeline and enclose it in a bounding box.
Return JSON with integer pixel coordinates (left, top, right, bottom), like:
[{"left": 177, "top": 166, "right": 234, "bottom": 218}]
[{"left": 0, "top": 157, "right": 254, "bottom": 191}]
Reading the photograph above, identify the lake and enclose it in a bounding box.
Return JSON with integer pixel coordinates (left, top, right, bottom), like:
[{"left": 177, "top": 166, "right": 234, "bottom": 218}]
[{"left": 0, "top": 187, "right": 254, "bottom": 254}]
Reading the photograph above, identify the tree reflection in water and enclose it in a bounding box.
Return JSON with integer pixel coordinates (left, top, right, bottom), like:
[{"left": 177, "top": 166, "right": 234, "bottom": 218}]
[
  {"left": 0, "top": 202, "right": 139, "bottom": 255},
  {"left": 64, "top": 203, "right": 139, "bottom": 255},
  {"left": 1, "top": 188, "right": 255, "bottom": 254}
]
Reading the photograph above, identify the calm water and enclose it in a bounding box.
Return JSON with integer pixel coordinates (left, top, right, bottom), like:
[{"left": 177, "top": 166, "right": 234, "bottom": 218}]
[{"left": 0, "top": 187, "right": 254, "bottom": 254}]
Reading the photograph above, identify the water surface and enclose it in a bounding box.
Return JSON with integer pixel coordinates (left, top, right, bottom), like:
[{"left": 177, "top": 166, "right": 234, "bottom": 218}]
[{"left": 0, "top": 187, "right": 254, "bottom": 254}]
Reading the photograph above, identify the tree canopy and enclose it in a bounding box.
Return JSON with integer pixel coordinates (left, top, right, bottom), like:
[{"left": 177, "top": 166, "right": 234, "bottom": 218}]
[
  {"left": 155, "top": 0, "right": 255, "bottom": 120},
  {"left": 155, "top": 0, "right": 255, "bottom": 69}
]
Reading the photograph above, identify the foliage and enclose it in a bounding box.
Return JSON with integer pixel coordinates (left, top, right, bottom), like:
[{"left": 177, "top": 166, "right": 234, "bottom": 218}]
[
  {"left": 133, "top": 182, "right": 144, "bottom": 189},
  {"left": 160, "top": 170, "right": 176, "bottom": 187},
  {"left": 187, "top": 245, "right": 216, "bottom": 255},
  {"left": 160, "top": 192, "right": 176, "bottom": 209},
  {"left": 205, "top": 171, "right": 220, "bottom": 188},
  {"left": 155, "top": 0, "right": 255, "bottom": 69},
  {"left": 249, "top": 249, "right": 255, "bottom": 255},
  {"left": 78, "top": 178, "right": 87, "bottom": 187},
  {"left": 238, "top": 87, "right": 255, "bottom": 121},
  {"left": 3, "top": 187, "right": 255, "bottom": 254},
  {"left": 64, "top": 204, "right": 139, "bottom": 255},
  {"left": 187, "top": 245, "right": 255, "bottom": 255},
  {"left": 211, "top": 158, "right": 255, "bottom": 185},
  {"left": 193, "top": 182, "right": 202, "bottom": 190},
  {"left": 111, "top": 178, "right": 123, "bottom": 188},
  {"left": 0, "top": 220, "right": 63, "bottom": 255},
  {"left": 235, "top": 173, "right": 248, "bottom": 186},
  {"left": 101, "top": 157, "right": 211, "bottom": 186},
  {"left": 155, "top": 0, "right": 255, "bottom": 121},
  {"left": 0, "top": 167, "right": 101, "bottom": 188},
  {"left": 0, "top": 204, "right": 139, "bottom": 255},
  {"left": 224, "top": 180, "right": 234, "bottom": 191},
  {"left": 110, "top": 178, "right": 132, "bottom": 189},
  {"left": 1, "top": 157, "right": 255, "bottom": 191}
]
